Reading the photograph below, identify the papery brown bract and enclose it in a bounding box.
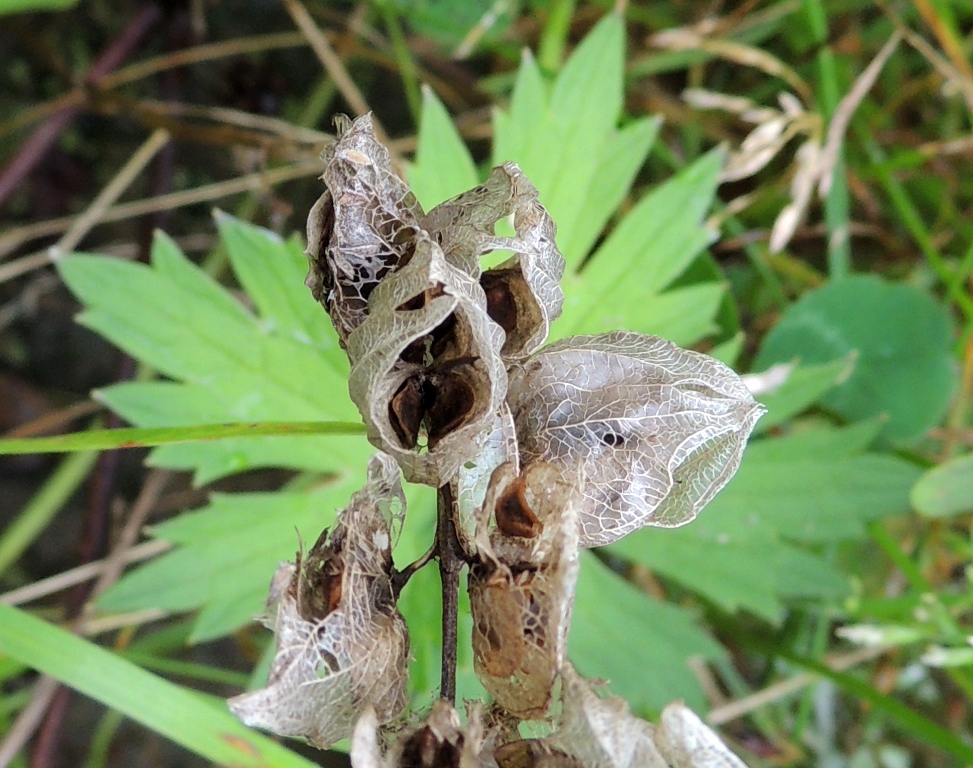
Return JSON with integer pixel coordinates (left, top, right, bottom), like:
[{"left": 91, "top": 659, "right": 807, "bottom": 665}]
[
  {"left": 351, "top": 701, "right": 498, "bottom": 768},
  {"left": 507, "top": 331, "right": 766, "bottom": 546},
  {"left": 469, "top": 462, "right": 580, "bottom": 718},
  {"left": 346, "top": 234, "right": 508, "bottom": 486},
  {"left": 306, "top": 115, "right": 565, "bottom": 486},
  {"left": 543, "top": 664, "right": 668, "bottom": 768},
  {"left": 228, "top": 454, "right": 409, "bottom": 748},
  {"left": 420, "top": 164, "right": 564, "bottom": 359},
  {"left": 656, "top": 704, "right": 749, "bottom": 768},
  {"left": 306, "top": 114, "right": 423, "bottom": 345}
]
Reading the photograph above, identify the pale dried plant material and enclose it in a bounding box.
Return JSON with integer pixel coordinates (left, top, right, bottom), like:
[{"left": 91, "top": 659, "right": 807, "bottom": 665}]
[
  {"left": 655, "top": 704, "right": 749, "bottom": 768},
  {"left": 346, "top": 233, "right": 508, "bottom": 486},
  {"left": 469, "top": 462, "right": 580, "bottom": 717},
  {"left": 683, "top": 30, "right": 902, "bottom": 253},
  {"left": 228, "top": 454, "right": 409, "bottom": 748},
  {"left": 542, "top": 664, "right": 668, "bottom": 768},
  {"left": 307, "top": 114, "right": 564, "bottom": 486},
  {"left": 495, "top": 665, "right": 749, "bottom": 768},
  {"left": 507, "top": 332, "right": 765, "bottom": 546},
  {"left": 351, "top": 701, "right": 496, "bottom": 768}
]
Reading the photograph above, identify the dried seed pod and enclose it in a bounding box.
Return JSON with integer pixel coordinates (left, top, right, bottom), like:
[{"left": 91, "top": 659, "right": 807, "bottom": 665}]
[
  {"left": 469, "top": 462, "right": 580, "bottom": 718},
  {"left": 543, "top": 664, "right": 667, "bottom": 768},
  {"left": 655, "top": 704, "right": 749, "bottom": 768},
  {"left": 306, "top": 114, "right": 423, "bottom": 345},
  {"left": 228, "top": 454, "right": 409, "bottom": 749},
  {"left": 421, "top": 164, "right": 565, "bottom": 358},
  {"left": 507, "top": 331, "right": 766, "bottom": 547},
  {"left": 351, "top": 701, "right": 497, "bottom": 768},
  {"left": 346, "top": 234, "right": 507, "bottom": 486}
]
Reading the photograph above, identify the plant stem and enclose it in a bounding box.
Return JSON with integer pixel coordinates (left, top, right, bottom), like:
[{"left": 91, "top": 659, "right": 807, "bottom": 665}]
[{"left": 436, "top": 483, "right": 464, "bottom": 704}]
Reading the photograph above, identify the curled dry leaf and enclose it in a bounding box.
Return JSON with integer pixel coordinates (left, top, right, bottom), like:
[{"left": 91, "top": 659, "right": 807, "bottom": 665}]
[
  {"left": 228, "top": 454, "right": 409, "bottom": 748},
  {"left": 507, "top": 332, "right": 766, "bottom": 547},
  {"left": 351, "top": 701, "right": 496, "bottom": 768},
  {"left": 469, "top": 461, "right": 580, "bottom": 717},
  {"left": 346, "top": 234, "right": 508, "bottom": 486},
  {"left": 307, "top": 114, "right": 565, "bottom": 485},
  {"left": 656, "top": 704, "right": 749, "bottom": 768},
  {"left": 307, "top": 114, "right": 423, "bottom": 345},
  {"left": 541, "top": 664, "right": 667, "bottom": 768}
]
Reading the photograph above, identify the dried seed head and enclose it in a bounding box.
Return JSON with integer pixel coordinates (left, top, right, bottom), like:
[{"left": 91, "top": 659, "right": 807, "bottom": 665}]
[
  {"left": 544, "top": 664, "right": 666, "bottom": 768},
  {"left": 507, "top": 332, "right": 765, "bottom": 546},
  {"left": 469, "top": 462, "right": 580, "bottom": 717},
  {"left": 307, "top": 115, "right": 565, "bottom": 486},
  {"left": 228, "top": 454, "right": 409, "bottom": 749},
  {"left": 351, "top": 701, "right": 495, "bottom": 768}
]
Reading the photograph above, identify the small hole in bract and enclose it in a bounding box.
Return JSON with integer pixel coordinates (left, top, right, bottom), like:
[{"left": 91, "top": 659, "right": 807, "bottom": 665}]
[{"left": 601, "top": 432, "right": 625, "bottom": 447}]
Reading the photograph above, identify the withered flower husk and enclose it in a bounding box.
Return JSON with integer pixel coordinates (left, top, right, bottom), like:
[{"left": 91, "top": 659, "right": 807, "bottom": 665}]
[
  {"left": 469, "top": 462, "right": 580, "bottom": 718},
  {"left": 346, "top": 234, "right": 508, "bottom": 486},
  {"left": 506, "top": 331, "right": 766, "bottom": 547},
  {"left": 228, "top": 454, "right": 409, "bottom": 748},
  {"left": 351, "top": 701, "right": 496, "bottom": 768},
  {"left": 306, "top": 114, "right": 566, "bottom": 486},
  {"left": 306, "top": 114, "right": 423, "bottom": 345}
]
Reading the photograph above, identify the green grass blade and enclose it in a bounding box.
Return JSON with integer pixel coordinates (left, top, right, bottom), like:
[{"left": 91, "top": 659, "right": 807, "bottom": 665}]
[
  {"left": 0, "top": 604, "right": 318, "bottom": 768},
  {"left": 0, "top": 421, "right": 364, "bottom": 455}
]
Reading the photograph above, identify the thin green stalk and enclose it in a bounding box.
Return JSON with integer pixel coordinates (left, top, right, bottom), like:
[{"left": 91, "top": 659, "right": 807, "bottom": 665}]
[
  {"left": 869, "top": 521, "right": 973, "bottom": 700},
  {"left": 379, "top": 3, "right": 422, "bottom": 126},
  {"left": 802, "top": 0, "right": 851, "bottom": 278},
  {"left": 859, "top": 132, "right": 973, "bottom": 322},
  {"left": 537, "top": 0, "right": 577, "bottom": 73},
  {"left": 0, "top": 421, "right": 364, "bottom": 456},
  {"left": 0, "top": 450, "right": 98, "bottom": 577},
  {"left": 85, "top": 710, "right": 124, "bottom": 768},
  {"left": 121, "top": 652, "right": 251, "bottom": 687}
]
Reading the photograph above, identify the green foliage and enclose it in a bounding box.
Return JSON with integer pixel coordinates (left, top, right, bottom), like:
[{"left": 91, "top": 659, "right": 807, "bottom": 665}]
[
  {"left": 6, "top": 6, "right": 958, "bottom": 763},
  {"left": 0, "top": 604, "right": 320, "bottom": 768},
  {"left": 754, "top": 275, "right": 956, "bottom": 442},
  {"left": 0, "top": 0, "right": 76, "bottom": 14},
  {"left": 912, "top": 452, "right": 973, "bottom": 518}
]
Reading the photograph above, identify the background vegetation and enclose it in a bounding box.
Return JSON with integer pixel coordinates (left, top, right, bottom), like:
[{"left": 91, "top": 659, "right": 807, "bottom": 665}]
[{"left": 0, "top": 1, "right": 972, "bottom": 767}]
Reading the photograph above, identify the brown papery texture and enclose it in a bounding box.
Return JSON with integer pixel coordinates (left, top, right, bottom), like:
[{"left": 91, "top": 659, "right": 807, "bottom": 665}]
[
  {"left": 507, "top": 332, "right": 766, "bottom": 546},
  {"left": 469, "top": 462, "right": 580, "bottom": 718},
  {"left": 228, "top": 454, "right": 409, "bottom": 748}
]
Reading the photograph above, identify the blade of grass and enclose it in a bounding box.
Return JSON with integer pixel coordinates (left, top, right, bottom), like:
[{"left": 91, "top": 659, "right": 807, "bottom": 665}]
[
  {"left": 0, "top": 421, "right": 365, "bottom": 456},
  {"left": 0, "top": 604, "right": 319, "bottom": 768},
  {"left": 0, "top": 450, "right": 98, "bottom": 576},
  {"left": 859, "top": 132, "right": 973, "bottom": 323},
  {"left": 802, "top": 0, "right": 851, "bottom": 278}
]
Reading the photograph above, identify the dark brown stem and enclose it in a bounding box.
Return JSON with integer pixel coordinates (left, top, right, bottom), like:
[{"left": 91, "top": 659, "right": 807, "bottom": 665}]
[
  {"left": 390, "top": 544, "right": 435, "bottom": 598},
  {"left": 435, "top": 483, "right": 464, "bottom": 704}
]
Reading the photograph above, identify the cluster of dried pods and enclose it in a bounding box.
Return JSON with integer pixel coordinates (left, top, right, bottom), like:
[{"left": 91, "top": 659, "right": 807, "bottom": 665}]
[{"left": 229, "top": 114, "right": 765, "bottom": 767}]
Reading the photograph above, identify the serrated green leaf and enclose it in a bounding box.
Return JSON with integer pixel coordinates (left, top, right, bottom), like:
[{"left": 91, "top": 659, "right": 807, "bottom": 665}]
[
  {"left": 493, "top": 49, "right": 547, "bottom": 167},
  {"left": 568, "top": 116, "right": 661, "bottom": 262},
  {"left": 493, "top": 14, "right": 625, "bottom": 265},
  {"left": 60, "top": 218, "right": 360, "bottom": 482},
  {"left": 754, "top": 275, "right": 956, "bottom": 442},
  {"left": 214, "top": 212, "right": 346, "bottom": 367},
  {"left": 98, "top": 478, "right": 367, "bottom": 642},
  {"left": 0, "top": 605, "right": 318, "bottom": 768},
  {"left": 912, "top": 452, "right": 973, "bottom": 518},
  {"left": 609, "top": 423, "right": 917, "bottom": 620},
  {"left": 408, "top": 86, "right": 480, "bottom": 210},
  {"left": 707, "top": 435, "right": 919, "bottom": 544},
  {"left": 569, "top": 553, "right": 723, "bottom": 713},
  {"left": 552, "top": 152, "right": 723, "bottom": 351}
]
